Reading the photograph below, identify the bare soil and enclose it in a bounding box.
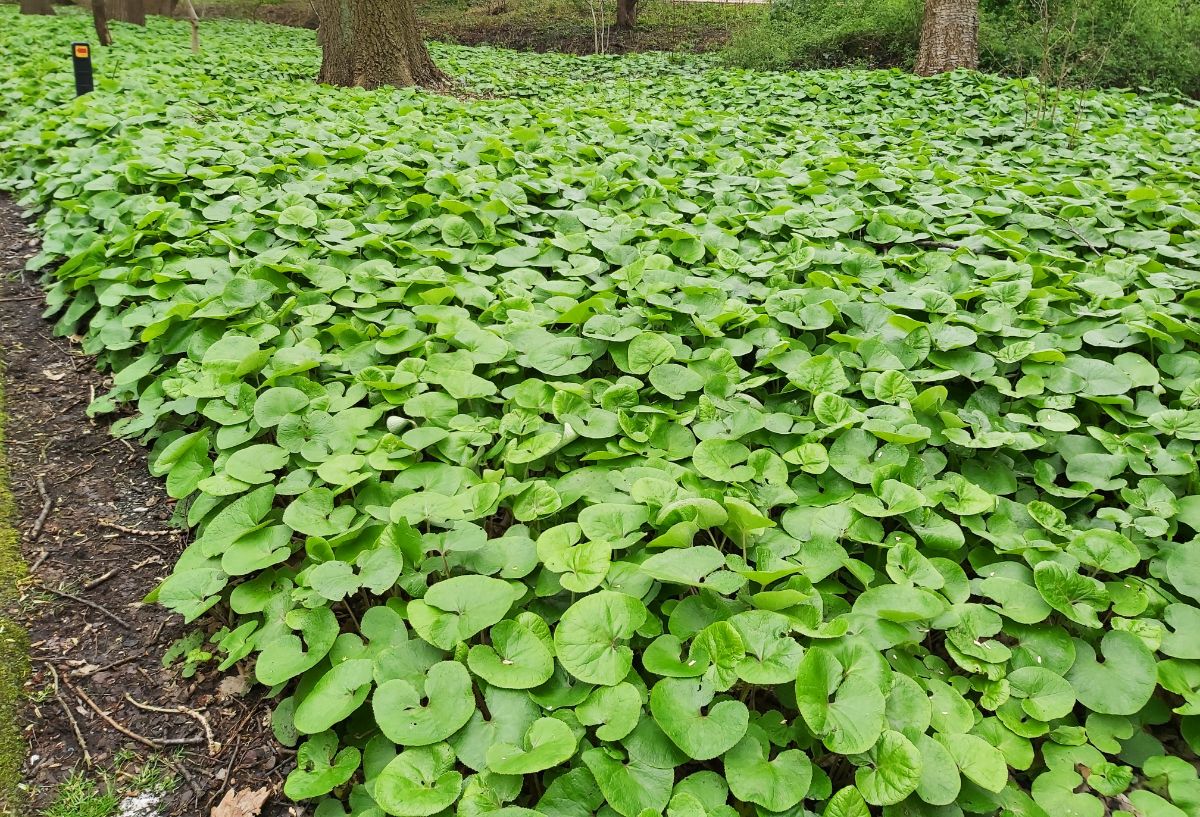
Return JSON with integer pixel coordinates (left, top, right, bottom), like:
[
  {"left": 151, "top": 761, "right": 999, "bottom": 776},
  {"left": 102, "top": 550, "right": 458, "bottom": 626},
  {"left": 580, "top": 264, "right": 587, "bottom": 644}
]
[{"left": 0, "top": 197, "right": 292, "bottom": 816}]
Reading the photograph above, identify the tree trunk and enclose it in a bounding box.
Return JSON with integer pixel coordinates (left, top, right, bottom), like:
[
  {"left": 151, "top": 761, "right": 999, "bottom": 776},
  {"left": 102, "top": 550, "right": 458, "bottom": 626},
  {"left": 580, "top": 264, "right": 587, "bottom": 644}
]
[
  {"left": 110, "top": 0, "right": 146, "bottom": 24},
  {"left": 315, "top": 0, "right": 447, "bottom": 90},
  {"left": 19, "top": 0, "right": 55, "bottom": 15},
  {"left": 615, "top": 0, "right": 637, "bottom": 29},
  {"left": 93, "top": 0, "right": 115, "bottom": 44},
  {"left": 183, "top": 0, "right": 200, "bottom": 52},
  {"left": 914, "top": 0, "right": 978, "bottom": 75}
]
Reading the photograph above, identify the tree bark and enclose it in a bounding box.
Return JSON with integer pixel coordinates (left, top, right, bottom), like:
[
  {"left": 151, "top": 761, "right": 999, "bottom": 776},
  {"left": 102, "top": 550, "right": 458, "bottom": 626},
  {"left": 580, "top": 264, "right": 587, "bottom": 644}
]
[
  {"left": 183, "top": 0, "right": 200, "bottom": 53},
  {"left": 110, "top": 0, "right": 146, "bottom": 24},
  {"left": 315, "top": 0, "right": 447, "bottom": 90},
  {"left": 19, "top": 0, "right": 55, "bottom": 15},
  {"left": 914, "top": 0, "right": 978, "bottom": 75},
  {"left": 93, "top": 0, "right": 115, "bottom": 44},
  {"left": 615, "top": 0, "right": 637, "bottom": 29}
]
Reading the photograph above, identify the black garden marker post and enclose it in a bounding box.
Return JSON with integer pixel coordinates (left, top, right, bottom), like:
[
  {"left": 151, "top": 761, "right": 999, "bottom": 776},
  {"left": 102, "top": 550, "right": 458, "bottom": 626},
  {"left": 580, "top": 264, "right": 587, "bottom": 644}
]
[{"left": 71, "top": 43, "right": 93, "bottom": 96}]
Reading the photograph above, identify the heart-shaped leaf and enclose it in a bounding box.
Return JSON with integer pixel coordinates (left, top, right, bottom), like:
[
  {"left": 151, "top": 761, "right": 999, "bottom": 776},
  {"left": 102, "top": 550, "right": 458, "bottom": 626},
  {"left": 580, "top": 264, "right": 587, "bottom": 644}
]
[
  {"left": 649, "top": 678, "right": 749, "bottom": 760},
  {"left": 373, "top": 661, "right": 475, "bottom": 746},
  {"left": 554, "top": 591, "right": 648, "bottom": 686}
]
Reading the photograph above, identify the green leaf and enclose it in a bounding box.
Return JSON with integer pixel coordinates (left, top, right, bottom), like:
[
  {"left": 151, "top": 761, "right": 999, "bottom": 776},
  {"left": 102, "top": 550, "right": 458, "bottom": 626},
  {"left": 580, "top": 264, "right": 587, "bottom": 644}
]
[
  {"left": 486, "top": 717, "right": 578, "bottom": 774},
  {"left": 373, "top": 661, "right": 475, "bottom": 746},
  {"left": 723, "top": 726, "right": 812, "bottom": 811},
  {"left": 649, "top": 677, "right": 749, "bottom": 760},
  {"left": 554, "top": 591, "right": 648, "bottom": 686},
  {"left": 1007, "top": 667, "right": 1076, "bottom": 722},
  {"left": 627, "top": 332, "right": 676, "bottom": 374},
  {"left": 854, "top": 730, "right": 922, "bottom": 806},
  {"left": 1065, "top": 631, "right": 1156, "bottom": 715},
  {"left": 575, "top": 682, "right": 642, "bottom": 741},
  {"left": 796, "top": 646, "right": 886, "bottom": 754},
  {"left": 914, "top": 733, "right": 960, "bottom": 806},
  {"left": 692, "top": 439, "right": 754, "bottom": 483},
  {"left": 374, "top": 743, "right": 463, "bottom": 817},
  {"left": 284, "top": 732, "right": 361, "bottom": 800},
  {"left": 467, "top": 617, "right": 555, "bottom": 689},
  {"left": 937, "top": 732, "right": 1007, "bottom": 792},
  {"left": 1066, "top": 529, "right": 1139, "bottom": 573},
  {"left": 294, "top": 658, "right": 373, "bottom": 734},
  {"left": 581, "top": 748, "right": 673, "bottom": 817},
  {"left": 408, "top": 576, "right": 517, "bottom": 650},
  {"left": 824, "top": 787, "right": 871, "bottom": 817}
]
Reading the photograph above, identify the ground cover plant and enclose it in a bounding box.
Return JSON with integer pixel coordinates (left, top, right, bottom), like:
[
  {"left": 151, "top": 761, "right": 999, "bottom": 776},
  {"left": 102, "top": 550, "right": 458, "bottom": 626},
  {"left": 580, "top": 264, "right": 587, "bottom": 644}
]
[{"left": 3, "top": 9, "right": 1200, "bottom": 817}]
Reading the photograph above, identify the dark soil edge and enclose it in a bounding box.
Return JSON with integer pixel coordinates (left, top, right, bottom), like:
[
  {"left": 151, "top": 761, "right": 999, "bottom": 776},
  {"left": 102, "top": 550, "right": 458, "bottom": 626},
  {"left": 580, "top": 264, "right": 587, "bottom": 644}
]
[{"left": 0, "top": 196, "right": 291, "bottom": 816}]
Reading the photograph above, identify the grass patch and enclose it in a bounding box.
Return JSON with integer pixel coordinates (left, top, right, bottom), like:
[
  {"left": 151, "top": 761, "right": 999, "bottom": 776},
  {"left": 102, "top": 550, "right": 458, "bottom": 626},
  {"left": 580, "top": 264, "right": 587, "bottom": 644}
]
[
  {"left": 43, "top": 773, "right": 120, "bottom": 817},
  {"left": 0, "top": 355, "right": 30, "bottom": 816},
  {"left": 42, "top": 754, "right": 178, "bottom": 817}
]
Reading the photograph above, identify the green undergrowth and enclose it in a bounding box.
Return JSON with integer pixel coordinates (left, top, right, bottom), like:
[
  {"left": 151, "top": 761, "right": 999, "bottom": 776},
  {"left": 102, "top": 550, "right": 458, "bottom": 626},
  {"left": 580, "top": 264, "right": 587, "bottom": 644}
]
[
  {"left": 0, "top": 359, "right": 30, "bottom": 815},
  {"left": 43, "top": 774, "right": 119, "bottom": 817},
  {"left": 43, "top": 754, "right": 179, "bottom": 817},
  {"left": 2, "top": 10, "right": 1200, "bottom": 817},
  {"left": 727, "top": 0, "right": 1200, "bottom": 96}
]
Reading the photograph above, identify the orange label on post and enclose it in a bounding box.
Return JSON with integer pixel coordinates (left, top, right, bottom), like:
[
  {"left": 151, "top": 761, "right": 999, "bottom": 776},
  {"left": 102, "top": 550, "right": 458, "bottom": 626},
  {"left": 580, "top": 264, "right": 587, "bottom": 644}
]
[{"left": 74, "top": 44, "right": 90, "bottom": 58}]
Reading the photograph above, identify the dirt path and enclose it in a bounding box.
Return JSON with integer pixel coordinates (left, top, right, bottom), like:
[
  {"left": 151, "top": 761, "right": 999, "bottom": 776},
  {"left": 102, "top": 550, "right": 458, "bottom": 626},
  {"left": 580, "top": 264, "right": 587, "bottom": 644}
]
[{"left": 0, "top": 198, "right": 289, "bottom": 816}]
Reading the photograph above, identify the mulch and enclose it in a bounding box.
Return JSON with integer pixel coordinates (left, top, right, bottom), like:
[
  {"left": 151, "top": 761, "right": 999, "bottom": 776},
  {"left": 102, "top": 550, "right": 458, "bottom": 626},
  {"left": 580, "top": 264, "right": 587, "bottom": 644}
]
[{"left": 0, "top": 196, "right": 295, "bottom": 816}]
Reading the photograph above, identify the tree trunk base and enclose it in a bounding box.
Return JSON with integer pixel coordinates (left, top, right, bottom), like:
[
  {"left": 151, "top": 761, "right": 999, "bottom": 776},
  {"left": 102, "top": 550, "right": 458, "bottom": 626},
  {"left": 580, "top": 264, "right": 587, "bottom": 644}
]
[
  {"left": 19, "top": 0, "right": 56, "bottom": 15},
  {"left": 316, "top": 0, "right": 449, "bottom": 91},
  {"left": 110, "top": 0, "right": 146, "bottom": 25},
  {"left": 914, "top": 0, "right": 978, "bottom": 75},
  {"left": 93, "top": 0, "right": 114, "bottom": 45}
]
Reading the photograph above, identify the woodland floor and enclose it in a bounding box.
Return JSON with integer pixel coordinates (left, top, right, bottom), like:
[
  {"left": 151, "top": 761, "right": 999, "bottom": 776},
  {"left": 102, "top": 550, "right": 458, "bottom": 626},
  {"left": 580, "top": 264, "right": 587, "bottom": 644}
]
[
  {"left": 0, "top": 198, "right": 292, "bottom": 816},
  {"left": 194, "top": 0, "right": 763, "bottom": 54}
]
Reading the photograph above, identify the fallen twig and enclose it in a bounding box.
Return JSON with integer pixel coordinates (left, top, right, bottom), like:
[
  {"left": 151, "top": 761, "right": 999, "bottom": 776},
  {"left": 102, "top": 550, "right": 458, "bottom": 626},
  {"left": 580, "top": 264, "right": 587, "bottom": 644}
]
[
  {"left": 83, "top": 554, "right": 162, "bottom": 591},
  {"left": 59, "top": 675, "right": 205, "bottom": 750},
  {"left": 206, "top": 731, "right": 244, "bottom": 811},
  {"left": 27, "top": 476, "right": 54, "bottom": 543},
  {"left": 169, "top": 754, "right": 204, "bottom": 800},
  {"left": 98, "top": 519, "right": 178, "bottom": 538},
  {"left": 29, "top": 550, "right": 49, "bottom": 573},
  {"left": 110, "top": 537, "right": 169, "bottom": 555},
  {"left": 52, "top": 461, "right": 96, "bottom": 484},
  {"left": 38, "top": 584, "right": 133, "bottom": 630},
  {"left": 82, "top": 568, "right": 121, "bottom": 591},
  {"left": 73, "top": 650, "right": 145, "bottom": 677},
  {"left": 46, "top": 664, "right": 92, "bottom": 767},
  {"left": 125, "top": 694, "right": 218, "bottom": 756}
]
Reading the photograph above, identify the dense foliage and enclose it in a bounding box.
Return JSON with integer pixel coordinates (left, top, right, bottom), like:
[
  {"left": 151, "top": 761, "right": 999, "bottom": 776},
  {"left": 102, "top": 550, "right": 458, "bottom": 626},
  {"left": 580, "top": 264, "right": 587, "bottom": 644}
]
[
  {"left": 729, "top": 0, "right": 1200, "bottom": 97},
  {"left": 4, "top": 10, "right": 1200, "bottom": 817}
]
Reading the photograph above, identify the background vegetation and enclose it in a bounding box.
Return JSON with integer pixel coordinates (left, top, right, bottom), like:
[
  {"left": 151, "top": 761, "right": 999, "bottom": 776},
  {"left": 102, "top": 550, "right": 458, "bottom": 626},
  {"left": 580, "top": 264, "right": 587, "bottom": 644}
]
[
  {"left": 726, "top": 0, "right": 1200, "bottom": 95},
  {"left": 79, "top": 0, "right": 1200, "bottom": 94}
]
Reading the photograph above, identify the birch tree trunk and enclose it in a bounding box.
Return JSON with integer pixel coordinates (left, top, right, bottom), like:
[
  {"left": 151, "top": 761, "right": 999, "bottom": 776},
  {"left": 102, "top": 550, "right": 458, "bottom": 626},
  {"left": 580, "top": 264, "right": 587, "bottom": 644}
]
[
  {"left": 914, "top": 0, "right": 979, "bottom": 75},
  {"left": 315, "top": 0, "right": 446, "bottom": 89}
]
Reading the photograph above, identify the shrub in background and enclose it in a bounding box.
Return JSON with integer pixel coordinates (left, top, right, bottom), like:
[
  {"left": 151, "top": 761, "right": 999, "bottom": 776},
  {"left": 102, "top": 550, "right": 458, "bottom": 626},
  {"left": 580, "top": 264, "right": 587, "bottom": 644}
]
[
  {"left": 726, "top": 0, "right": 921, "bottom": 71},
  {"left": 728, "top": 0, "right": 1200, "bottom": 96},
  {"left": 980, "top": 0, "right": 1200, "bottom": 96}
]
